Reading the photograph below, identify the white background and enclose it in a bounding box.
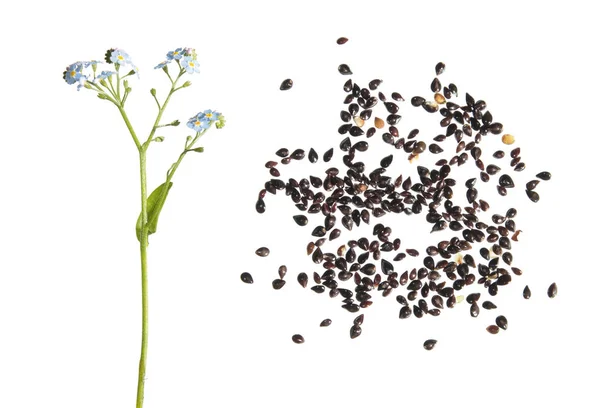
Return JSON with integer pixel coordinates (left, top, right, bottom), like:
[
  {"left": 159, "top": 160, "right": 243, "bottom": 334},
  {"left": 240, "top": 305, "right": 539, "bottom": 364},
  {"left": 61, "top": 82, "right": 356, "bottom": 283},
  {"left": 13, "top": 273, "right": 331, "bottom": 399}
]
[{"left": 1, "top": 1, "right": 598, "bottom": 407}]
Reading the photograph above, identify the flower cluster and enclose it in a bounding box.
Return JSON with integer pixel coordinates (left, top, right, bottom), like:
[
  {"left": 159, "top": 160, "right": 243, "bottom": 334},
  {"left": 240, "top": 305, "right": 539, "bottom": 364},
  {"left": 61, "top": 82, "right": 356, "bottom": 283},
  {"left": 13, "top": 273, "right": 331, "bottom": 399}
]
[
  {"left": 63, "top": 49, "right": 139, "bottom": 90},
  {"left": 154, "top": 48, "right": 200, "bottom": 74},
  {"left": 186, "top": 110, "right": 225, "bottom": 131}
]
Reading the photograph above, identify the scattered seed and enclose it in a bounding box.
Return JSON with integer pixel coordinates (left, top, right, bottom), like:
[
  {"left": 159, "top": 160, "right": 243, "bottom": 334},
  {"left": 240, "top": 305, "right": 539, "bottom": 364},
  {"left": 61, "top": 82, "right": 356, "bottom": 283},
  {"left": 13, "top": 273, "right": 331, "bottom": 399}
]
[
  {"left": 548, "top": 282, "right": 558, "bottom": 298},
  {"left": 320, "top": 318, "right": 332, "bottom": 327},
  {"left": 338, "top": 64, "right": 352, "bottom": 75},
  {"left": 240, "top": 272, "right": 253, "bottom": 284},
  {"left": 423, "top": 339, "right": 437, "bottom": 350},
  {"left": 272, "top": 279, "right": 286, "bottom": 290},
  {"left": 502, "top": 134, "right": 515, "bottom": 145},
  {"left": 280, "top": 79, "right": 293, "bottom": 91},
  {"left": 336, "top": 37, "right": 348, "bottom": 45},
  {"left": 292, "top": 334, "right": 304, "bottom": 344},
  {"left": 486, "top": 325, "right": 500, "bottom": 334},
  {"left": 523, "top": 285, "right": 531, "bottom": 299},
  {"left": 536, "top": 171, "right": 552, "bottom": 181},
  {"left": 255, "top": 247, "right": 270, "bottom": 257},
  {"left": 496, "top": 315, "right": 508, "bottom": 330}
]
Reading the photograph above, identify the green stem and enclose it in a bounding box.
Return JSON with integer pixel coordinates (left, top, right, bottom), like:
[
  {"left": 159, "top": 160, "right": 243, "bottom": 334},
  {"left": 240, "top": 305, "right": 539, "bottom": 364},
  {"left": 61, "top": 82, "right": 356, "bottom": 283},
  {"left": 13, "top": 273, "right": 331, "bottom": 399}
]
[{"left": 136, "top": 150, "right": 149, "bottom": 408}]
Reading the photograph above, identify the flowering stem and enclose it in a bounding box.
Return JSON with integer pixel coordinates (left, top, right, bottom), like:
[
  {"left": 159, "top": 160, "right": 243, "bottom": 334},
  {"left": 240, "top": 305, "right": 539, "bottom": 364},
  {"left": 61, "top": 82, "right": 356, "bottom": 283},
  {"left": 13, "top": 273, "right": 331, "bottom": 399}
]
[{"left": 136, "top": 149, "right": 149, "bottom": 408}]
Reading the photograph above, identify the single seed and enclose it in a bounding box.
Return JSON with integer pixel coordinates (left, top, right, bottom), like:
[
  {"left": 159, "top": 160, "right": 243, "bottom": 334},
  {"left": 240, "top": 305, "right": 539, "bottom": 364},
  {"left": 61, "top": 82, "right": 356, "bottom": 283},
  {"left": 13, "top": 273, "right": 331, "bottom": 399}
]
[
  {"left": 470, "top": 302, "right": 480, "bottom": 317},
  {"left": 548, "top": 282, "right": 558, "bottom": 298},
  {"left": 482, "top": 301, "right": 497, "bottom": 310},
  {"left": 431, "top": 77, "right": 441, "bottom": 93},
  {"left": 240, "top": 272, "right": 253, "bottom": 284},
  {"left": 292, "top": 334, "right": 304, "bottom": 344},
  {"left": 434, "top": 93, "right": 446, "bottom": 104},
  {"left": 297, "top": 273, "right": 308, "bottom": 288},
  {"left": 496, "top": 315, "right": 508, "bottom": 330},
  {"left": 502, "top": 134, "right": 515, "bottom": 145},
  {"left": 526, "top": 190, "right": 540, "bottom": 203},
  {"left": 374, "top": 117, "right": 385, "bottom": 129},
  {"left": 526, "top": 180, "right": 540, "bottom": 190},
  {"left": 369, "top": 79, "right": 383, "bottom": 90},
  {"left": 338, "top": 64, "right": 352, "bottom": 75},
  {"left": 280, "top": 79, "right": 293, "bottom": 91},
  {"left": 350, "top": 324, "right": 362, "bottom": 339},
  {"left": 423, "top": 339, "right": 437, "bottom": 350},
  {"left": 435, "top": 62, "right": 446, "bottom": 75},
  {"left": 272, "top": 279, "right": 286, "bottom": 290},
  {"left": 486, "top": 325, "right": 500, "bottom": 334},
  {"left": 255, "top": 247, "right": 270, "bottom": 257},
  {"left": 336, "top": 37, "right": 348, "bottom": 45},
  {"left": 523, "top": 285, "right": 531, "bottom": 299},
  {"left": 536, "top": 171, "right": 552, "bottom": 181},
  {"left": 293, "top": 215, "right": 308, "bottom": 226},
  {"left": 320, "top": 318, "right": 332, "bottom": 327}
]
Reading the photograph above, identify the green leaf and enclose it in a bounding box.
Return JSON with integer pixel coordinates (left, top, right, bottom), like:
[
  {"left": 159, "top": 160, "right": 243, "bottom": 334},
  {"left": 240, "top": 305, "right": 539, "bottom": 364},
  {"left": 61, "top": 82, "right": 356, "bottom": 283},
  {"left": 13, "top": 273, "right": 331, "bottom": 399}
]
[{"left": 136, "top": 181, "right": 173, "bottom": 242}]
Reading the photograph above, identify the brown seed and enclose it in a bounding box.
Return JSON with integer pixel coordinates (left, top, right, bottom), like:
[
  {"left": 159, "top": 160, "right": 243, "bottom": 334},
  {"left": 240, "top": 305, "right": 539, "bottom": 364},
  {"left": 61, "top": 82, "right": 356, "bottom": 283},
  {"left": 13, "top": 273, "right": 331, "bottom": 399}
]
[
  {"left": 502, "top": 134, "right": 515, "bottom": 145},
  {"left": 423, "top": 339, "right": 437, "bottom": 350},
  {"left": 320, "top": 318, "right": 332, "bottom": 327},
  {"left": 523, "top": 285, "right": 531, "bottom": 299},
  {"left": 526, "top": 180, "right": 540, "bottom": 190},
  {"left": 280, "top": 79, "right": 293, "bottom": 91},
  {"left": 255, "top": 247, "right": 270, "bottom": 257},
  {"left": 548, "top": 282, "right": 558, "bottom": 298},
  {"left": 240, "top": 272, "right": 253, "bottom": 284},
  {"left": 482, "top": 301, "right": 497, "bottom": 310},
  {"left": 435, "top": 62, "right": 446, "bottom": 75},
  {"left": 292, "top": 334, "right": 304, "bottom": 344},
  {"left": 336, "top": 37, "right": 348, "bottom": 45},
  {"left": 496, "top": 315, "right": 508, "bottom": 330},
  {"left": 470, "top": 302, "right": 480, "bottom": 317},
  {"left": 374, "top": 117, "right": 385, "bottom": 129},
  {"left": 434, "top": 93, "right": 446, "bottom": 104},
  {"left": 338, "top": 64, "right": 352, "bottom": 75},
  {"left": 486, "top": 325, "right": 500, "bottom": 334},
  {"left": 272, "top": 279, "right": 286, "bottom": 290},
  {"left": 350, "top": 324, "right": 362, "bottom": 339},
  {"left": 297, "top": 272, "right": 308, "bottom": 288},
  {"left": 536, "top": 171, "right": 552, "bottom": 181},
  {"left": 526, "top": 190, "right": 540, "bottom": 203},
  {"left": 278, "top": 265, "right": 287, "bottom": 279}
]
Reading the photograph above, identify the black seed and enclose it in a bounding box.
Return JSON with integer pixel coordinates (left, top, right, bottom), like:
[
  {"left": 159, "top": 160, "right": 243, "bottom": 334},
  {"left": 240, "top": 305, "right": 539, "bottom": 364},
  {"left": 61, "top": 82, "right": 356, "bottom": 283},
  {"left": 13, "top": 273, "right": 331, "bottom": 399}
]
[
  {"left": 399, "top": 306, "right": 412, "bottom": 319},
  {"left": 536, "top": 171, "right": 552, "bottom": 181},
  {"left": 293, "top": 215, "right": 308, "bottom": 226},
  {"left": 291, "top": 149, "right": 305, "bottom": 160},
  {"left": 514, "top": 162, "right": 526, "bottom": 172},
  {"left": 466, "top": 293, "right": 480, "bottom": 304},
  {"left": 499, "top": 174, "right": 515, "bottom": 188},
  {"left": 297, "top": 273, "right": 308, "bottom": 288},
  {"left": 278, "top": 265, "right": 287, "bottom": 279},
  {"left": 311, "top": 285, "right": 325, "bottom": 293},
  {"left": 497, "top": 186, "right": 507, "bottom": 196},
  {"left": 470, "top": 302, "right": 480, "bottom": 317},
  {"left": 380, "top": 154, "right": 393, "bottom": 168},
  {"left": 350, "top": 126, "right": 364, "bottom": 136},
  {"left": 548, "top": 282, "right": 558, "bottom": 298},
  {"left": 337, "top": 37, "right": 348, "bottom": 44},
  {"left": 411, "top": 96, "right": 425, "bottom": 107},
  {"left": 312, "top": 226, "right": 326, "bottom": 237},
  {"left": 354, "top": 314, "right": 365, "bottom": 326},
  {"left": 280, "top": 78, "right": 293, "bottom": 91},
  {"left": 255, "top": 198, "right": 265, "bottom": 214},
  {"left": 482, "top": 301, "right": 497, "bottom": 310},
  {"left": 320, "top": 318, "right": 332, "bottom": 327},
  {"left": 276, "top": 148, "right": 289, "bottom": 158},
  {"left": 240, "top": 272, "right": 253, "bottom": 284},
  {"left": 523, "top": 285, "right": 531, "bottom": 299},
  {"left": 486, "top": 325, "right": 500, "bottom": 334},
  {"left": 431, "top": 77, "right": 441, "bottom": 92},
  {"left": 435, "top": 62, "right": 445, "bottom": 75},
  {"left": 255, "top": 247, "right": 270, "bottom": 257},
  {"left": 391, "top": 92, "right": 404, "bottom": 101},
  {"left": 369, "top": 79, "right": 383, "bottom": 90},
  {"left": 338, "top": 64, "right": 352, "bottom": 75},
  {"left": 292, "top": 334, "right": 304, "bottom": 344},
  {"left": 526, "top": 190, "right": 540, "bottom": 203},
  {"left": 272, "top": 279, "right": 286, "bottom": 289},
  {"left": 496, "top": 315, "right": 508, "bottom": 330},
  {"left": 526, "top": 180, "right": 539, "bottom": 190},
  {"left": 350, "top": 324, "right": 362, "bottom": 339},
  {"left": 323, "top": 148, "right": 334, "bottom": 162}
]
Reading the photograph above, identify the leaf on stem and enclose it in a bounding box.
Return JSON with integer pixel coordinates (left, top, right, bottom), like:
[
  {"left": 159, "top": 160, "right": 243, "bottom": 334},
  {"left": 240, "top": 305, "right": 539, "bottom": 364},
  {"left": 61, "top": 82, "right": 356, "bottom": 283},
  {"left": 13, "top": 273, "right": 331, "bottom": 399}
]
[{"left": 136, "top": 181, "right": 173, "bottom": 242}]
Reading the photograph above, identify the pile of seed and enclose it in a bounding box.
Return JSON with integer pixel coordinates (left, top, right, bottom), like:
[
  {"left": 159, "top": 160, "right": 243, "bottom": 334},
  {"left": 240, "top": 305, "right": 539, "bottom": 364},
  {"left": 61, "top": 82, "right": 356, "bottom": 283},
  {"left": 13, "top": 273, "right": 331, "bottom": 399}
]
[{"left": 244, "top": 37, "right": 556, "bottom": 350}]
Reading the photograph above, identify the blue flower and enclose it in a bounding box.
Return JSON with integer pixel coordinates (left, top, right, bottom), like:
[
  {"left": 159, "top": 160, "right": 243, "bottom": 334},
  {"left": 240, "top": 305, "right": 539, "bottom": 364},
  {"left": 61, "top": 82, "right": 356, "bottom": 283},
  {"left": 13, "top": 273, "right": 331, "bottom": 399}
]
[
  {"left": 110, "top": 49, "right": 131, "bottom": 65},
  {"left": 64, "top": 62, "right": 84, "bottom": 85},
  {"left": 187, "top": 112, "right": 210, "bottom": 132},
  {"left": 167, "top": 48, "right": 185, "bottom": 61},
  {"left": 181, "top": 56, "right": 200, "bottom": 74},
  {"left": 202, "top": 109, "right": 221, "bottom": 122},
  {"left": 154, "top": 60, "right": 170, "bottom": 69},
  {"left": 96, "top": 71, "right": 116, "bottom": 80}
]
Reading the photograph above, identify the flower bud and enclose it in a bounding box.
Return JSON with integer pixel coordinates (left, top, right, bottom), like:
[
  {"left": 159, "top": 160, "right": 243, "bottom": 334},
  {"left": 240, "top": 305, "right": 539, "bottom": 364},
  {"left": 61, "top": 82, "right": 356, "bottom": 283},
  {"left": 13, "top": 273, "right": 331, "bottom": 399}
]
[
  {"left": 153, "top": 136, "right": 165, "bottom": 142},
  {"left": 182, "top": 81, "right": 192, "bottom": 88},
  {"left": 97, "top": 93, "right": 109, "bottom": 100},
  {"left": 170, "top": 120, "right": 180, "bottom": 126},
  {"left": 150, "top": 88, "right": 157, "bottom": 96}
]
